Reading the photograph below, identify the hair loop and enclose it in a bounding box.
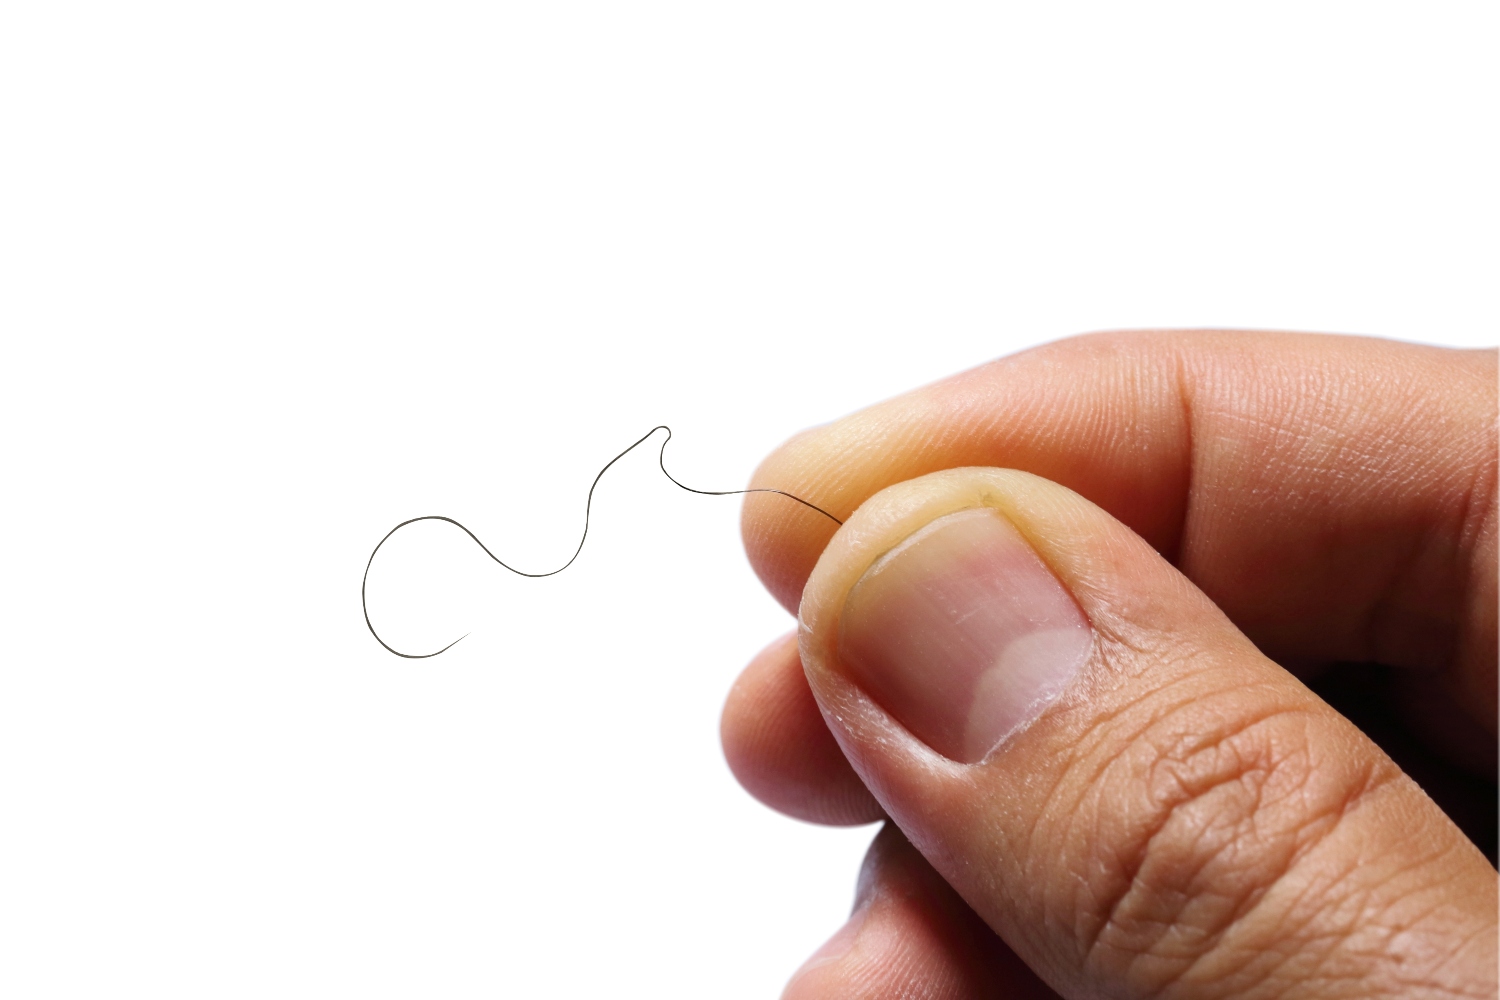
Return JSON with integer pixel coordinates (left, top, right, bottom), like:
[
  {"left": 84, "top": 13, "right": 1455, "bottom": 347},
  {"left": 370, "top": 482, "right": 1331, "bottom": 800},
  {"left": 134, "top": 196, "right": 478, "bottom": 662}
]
[{"left": 362, "top": 426, "right": 841, "bottom": 658}]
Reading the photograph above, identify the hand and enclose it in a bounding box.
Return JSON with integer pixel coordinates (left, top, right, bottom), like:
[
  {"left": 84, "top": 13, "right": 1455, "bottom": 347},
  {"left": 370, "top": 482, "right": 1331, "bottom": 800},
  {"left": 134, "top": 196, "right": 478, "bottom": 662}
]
[{"left": 721, "top": 331, "right": 1497, "bottom": 999}]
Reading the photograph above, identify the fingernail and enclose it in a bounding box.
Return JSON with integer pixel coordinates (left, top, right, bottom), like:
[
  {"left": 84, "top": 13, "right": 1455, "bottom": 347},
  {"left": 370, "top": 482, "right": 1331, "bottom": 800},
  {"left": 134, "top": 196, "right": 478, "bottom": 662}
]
[{"left": 838, "top": 507, "right": 1092, "bottom": 763}]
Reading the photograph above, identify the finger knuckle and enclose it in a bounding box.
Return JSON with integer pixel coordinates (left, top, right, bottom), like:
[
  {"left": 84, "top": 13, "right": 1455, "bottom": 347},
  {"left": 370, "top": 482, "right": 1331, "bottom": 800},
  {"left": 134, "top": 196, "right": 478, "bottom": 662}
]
[{"left": 1053, "top": 681, "right": 1397, "bottom": 997}]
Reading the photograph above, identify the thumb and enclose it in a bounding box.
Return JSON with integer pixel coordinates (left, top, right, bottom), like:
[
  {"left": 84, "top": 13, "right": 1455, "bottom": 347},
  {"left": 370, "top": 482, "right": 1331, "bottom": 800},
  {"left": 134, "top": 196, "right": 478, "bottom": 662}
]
[{"left": 797, "top": 468, "right": 1496, "bottom": 1000}]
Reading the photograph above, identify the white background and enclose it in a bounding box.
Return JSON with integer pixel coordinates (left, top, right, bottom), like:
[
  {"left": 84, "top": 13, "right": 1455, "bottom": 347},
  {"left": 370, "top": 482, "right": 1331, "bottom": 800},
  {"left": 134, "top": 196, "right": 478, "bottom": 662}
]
[{"left": 0, "top": 2, "right": 1494, "bottom": 997}]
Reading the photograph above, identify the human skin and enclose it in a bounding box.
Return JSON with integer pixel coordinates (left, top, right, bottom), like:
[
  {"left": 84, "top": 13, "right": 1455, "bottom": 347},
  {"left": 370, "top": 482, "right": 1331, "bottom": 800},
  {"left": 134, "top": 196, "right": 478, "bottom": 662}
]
[{"left": 720, "top": 331, "right": 1497, "bottom": 999}]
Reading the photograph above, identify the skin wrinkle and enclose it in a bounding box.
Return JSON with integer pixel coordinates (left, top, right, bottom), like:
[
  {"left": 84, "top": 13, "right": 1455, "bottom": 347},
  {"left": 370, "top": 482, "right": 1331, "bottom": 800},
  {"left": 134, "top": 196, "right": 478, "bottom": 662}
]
[
  {"left": 741, "top": 334, "right": 1495, "bottom": 998},
  {"left": 1263, "top": 789, "right": 1465, "bottom": 999},
  {"left": 1034, "top": 653, "right": 1206, "bottom": 912},
  {"left": 1168, "top": 347, "right": 1196, "bottom": 566},
  {"left": 1257, "top": 813, "right": 1415, "bottom": 977},
  {"left": 1215, "top": 875, "right": 1362, "bottom": 1000},
  {"left": 1288, "top": 919, "right": 1447, "bottom": 997},
  {"left": 1374, "top": 892, "right": 1481, "bottom": 975},
  {"left": 1154, "top": 762, "right": 1407, "bottom": 998},
  {"left": 1448, "top": 444, "right": 1495, "bottom": 563},
  {"left": 1052, "top": 692, "right": 1208, "bottom": 951},
  {"left": 1186, "top": 409, "right": 1445, "bottom": 666},
  {"left": 1081, "top": 706, "right": 1308, "bottom": 959},
  {"left": 1060, "top": 665, "right": 1245, "bottom": 793},
  {"left": 1174, "top": 352, "right": 1492, "bottom": 685},
  {"left": 946, "top": 736, "right": 1471, "bottom": 987},
  {"left": 1202, "top": 413, "right": 1367, "bottom": 501},
  {"left": 1031, "top": 649, "right": 1192, "bottom": 901},
  {"left": 1013, "top": 602, "right": 1481, "bottom": 994},
  {"left": 1411, "top": 922, "right": 1498, "bottom": 998},
  {"left": 1060, "top": 683, "right": 1405, "bottom": 1000},
  {"left": 1111, "top": 820, "right": 1272, "bottom": 972}
]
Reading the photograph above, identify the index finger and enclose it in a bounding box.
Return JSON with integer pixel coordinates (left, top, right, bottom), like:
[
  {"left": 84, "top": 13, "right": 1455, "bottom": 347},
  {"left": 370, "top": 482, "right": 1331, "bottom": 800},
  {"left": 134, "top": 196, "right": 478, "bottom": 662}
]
[{"left": 741, "top": 330, "right": 1496, "bottom": 730}]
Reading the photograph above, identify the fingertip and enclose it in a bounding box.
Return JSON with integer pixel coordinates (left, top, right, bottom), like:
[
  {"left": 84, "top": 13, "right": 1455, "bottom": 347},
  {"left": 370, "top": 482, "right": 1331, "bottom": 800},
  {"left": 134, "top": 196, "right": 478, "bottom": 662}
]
[
  {"left": 783, "top": 824, "right": 1059, "bottom": 1000},
  {"left": 721, "top": 632, "right": 885, "bottom": 826},
  {"left": 742, "top": 428, "right": 848, "bottom": 614}
]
